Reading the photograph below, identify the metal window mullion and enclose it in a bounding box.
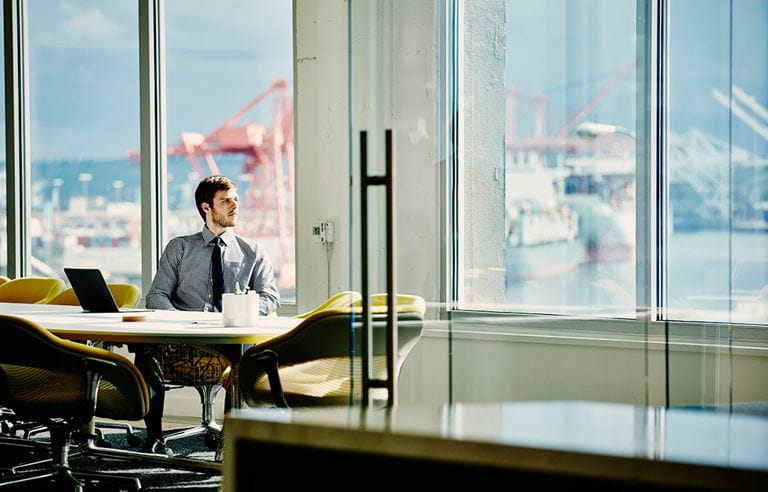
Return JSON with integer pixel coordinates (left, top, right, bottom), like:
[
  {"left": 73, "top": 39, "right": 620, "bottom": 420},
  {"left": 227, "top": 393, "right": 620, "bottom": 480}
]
[
  {"left": 139, "top": 0, "right": 167, "bottom": 301},
  {"left": 636, "top": 0, "right": 656, "bottom": 406},
  {"left": 4, "top": 0, "right": 30, "bottom": 278},
  {"left": 656, "top": 0, "right": 671, "bottom": 407},
  {"left": 636, "top": 1, "right": 654, "bottom": 323}
]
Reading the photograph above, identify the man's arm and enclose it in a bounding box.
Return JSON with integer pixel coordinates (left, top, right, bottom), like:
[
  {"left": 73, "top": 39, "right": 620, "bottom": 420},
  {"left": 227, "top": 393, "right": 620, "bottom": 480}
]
[
  {"left": 145, "top": 239, "right": 183, "bottom": 310},
  {"left": 249, "top": 245, "right": 281, "bottom": 315}
]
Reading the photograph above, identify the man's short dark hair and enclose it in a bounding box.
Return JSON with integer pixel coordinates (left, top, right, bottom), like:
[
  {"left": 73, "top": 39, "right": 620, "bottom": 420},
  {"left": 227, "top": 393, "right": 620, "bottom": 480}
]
[{"left": 195, "top": 175, "right": 237, "bottom": 221}]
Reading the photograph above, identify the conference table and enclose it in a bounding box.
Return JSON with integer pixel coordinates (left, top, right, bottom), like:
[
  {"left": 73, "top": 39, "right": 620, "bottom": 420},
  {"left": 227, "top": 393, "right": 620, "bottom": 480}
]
[
  {"left": 0, "top": 302, "right": 301, "bottom": 345},
  {"left": 0, "top": 302, "right": 303, "bottom": 472}
]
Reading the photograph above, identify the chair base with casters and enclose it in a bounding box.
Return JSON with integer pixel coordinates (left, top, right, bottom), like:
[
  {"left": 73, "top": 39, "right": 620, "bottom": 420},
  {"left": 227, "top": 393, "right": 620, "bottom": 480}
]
[
  {"left": 0, "top": 423, "right": 141, "bottom": 491},
  {"left": 163, "top": 383, "right": 223, "bottom": 451}
]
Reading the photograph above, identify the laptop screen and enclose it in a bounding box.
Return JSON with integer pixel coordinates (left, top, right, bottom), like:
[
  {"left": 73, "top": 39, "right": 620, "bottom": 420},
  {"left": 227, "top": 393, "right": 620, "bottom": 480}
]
[{"left": 63, "top": 268, "right": 120, "bottom": 313}]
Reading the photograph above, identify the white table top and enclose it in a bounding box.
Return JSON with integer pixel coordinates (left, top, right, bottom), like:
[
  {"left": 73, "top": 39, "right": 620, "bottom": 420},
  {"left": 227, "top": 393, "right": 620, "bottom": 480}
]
[
  {"left": 226, "top": 401, "right": 768, "bottom": 490},
  {"left": 0, "top": 302, "right": 301, "bottom": 344}
]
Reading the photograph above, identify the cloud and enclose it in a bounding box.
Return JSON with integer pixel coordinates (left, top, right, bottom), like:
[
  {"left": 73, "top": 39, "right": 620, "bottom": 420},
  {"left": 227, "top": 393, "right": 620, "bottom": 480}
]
[{"left": 60, "top": 2, "right": 124, "bottom": 44}]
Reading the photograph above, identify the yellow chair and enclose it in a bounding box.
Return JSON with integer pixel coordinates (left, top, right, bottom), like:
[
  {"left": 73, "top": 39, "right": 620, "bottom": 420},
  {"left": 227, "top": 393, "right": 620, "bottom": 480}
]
[
  {"left": 47, "top": 283, "right": 141, "bottom": 308},
  {"left": 295, "top": 291, "right": 362, "bottom": 318},
  {"left": 237, "top": 295, "right": 425, "bottom": 408},
  {"left": 350, "top": 293, "right": 427, "bottom": 315},
  {"left": 0, "top": 277, "right": 65, "bottom": 304},
  {"left": 0, "top": 314, "right": 149, "bottom": 489},
  {"left": 45, "top": 283, "right": 142, "bottom": 442},
  {"left": 220, "top": 293, "right": 359, "bottom": 385},
  {"left": 0, "top": 275, "right": 10, "bottom": 286}
]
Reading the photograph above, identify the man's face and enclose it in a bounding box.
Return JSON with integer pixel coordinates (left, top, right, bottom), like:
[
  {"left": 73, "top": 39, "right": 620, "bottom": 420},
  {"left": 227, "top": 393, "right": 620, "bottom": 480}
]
[{"left": 206, "top": 188, "right": 239, "bottom": 228}]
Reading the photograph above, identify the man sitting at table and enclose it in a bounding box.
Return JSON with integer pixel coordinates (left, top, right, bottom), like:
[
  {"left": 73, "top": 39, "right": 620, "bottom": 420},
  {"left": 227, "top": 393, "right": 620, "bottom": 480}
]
[{"left": 138, "top": 174, "right": 280, "bottom": 455}]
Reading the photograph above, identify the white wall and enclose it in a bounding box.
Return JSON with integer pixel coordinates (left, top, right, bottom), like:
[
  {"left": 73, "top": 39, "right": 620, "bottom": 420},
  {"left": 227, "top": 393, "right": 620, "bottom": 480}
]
[{"left": 398, "top": 324, "right": 768, "bottom": 409}]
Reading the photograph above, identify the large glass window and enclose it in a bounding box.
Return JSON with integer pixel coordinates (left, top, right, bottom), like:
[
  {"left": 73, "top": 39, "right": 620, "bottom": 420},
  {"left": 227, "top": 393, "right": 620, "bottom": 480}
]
[
  {"left": 665, "top": 0, "right": 768, "bottom": 324},
  {"left": 28, "top": 0, "right": 140, "bottom": 286},
  {"left": 461, "top": 0, "right": 638, "bottom": 317},
  {"left": 165, "top": 0, "right": 295, "bottom": 301}
]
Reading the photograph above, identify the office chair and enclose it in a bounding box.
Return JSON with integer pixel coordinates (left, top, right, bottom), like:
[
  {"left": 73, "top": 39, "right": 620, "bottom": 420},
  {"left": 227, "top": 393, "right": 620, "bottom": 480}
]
[
  {"left": 0, "top": 277, "right": 65, "bottom": 304},
  {"left": 47, "top": 283, "right": 141, "bottom": 308},
  {"left": 143, "top": 343, "right": 232, "bottom": 451},
  {"left": 0, "top": 314, "right": 149, "bottom": 490},
  {"left": 43, "top": 283, "right": 143, "bottom": 445},
  {"left": 146, "top": 303, "right": 288, "bottom": 456},
  {"left": 237, "top": 295, "right": 425, "bottom": 408}
]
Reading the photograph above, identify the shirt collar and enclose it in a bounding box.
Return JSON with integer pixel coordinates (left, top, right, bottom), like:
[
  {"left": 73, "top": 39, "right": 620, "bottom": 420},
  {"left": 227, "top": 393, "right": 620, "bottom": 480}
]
[{"left": 201, "top": 226, "right": 235, "bottom": 247}]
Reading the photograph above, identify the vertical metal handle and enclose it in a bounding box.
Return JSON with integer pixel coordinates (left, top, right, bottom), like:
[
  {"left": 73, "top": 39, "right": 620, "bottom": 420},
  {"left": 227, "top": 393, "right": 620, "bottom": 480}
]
[
  {"left": 384, "top": 129, "right": 397, "bottom": 407},
  {"left": 360, "top": 130, "right": 372, "bottom": 403},
  {"left": 359, "top": 129, "right": 397, "bottom": 407}
]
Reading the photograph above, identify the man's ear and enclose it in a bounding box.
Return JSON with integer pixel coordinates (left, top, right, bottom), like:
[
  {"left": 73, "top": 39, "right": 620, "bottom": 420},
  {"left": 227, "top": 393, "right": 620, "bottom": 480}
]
[{"left": 201, "top": 202, "right": 211, "bottom": 214}]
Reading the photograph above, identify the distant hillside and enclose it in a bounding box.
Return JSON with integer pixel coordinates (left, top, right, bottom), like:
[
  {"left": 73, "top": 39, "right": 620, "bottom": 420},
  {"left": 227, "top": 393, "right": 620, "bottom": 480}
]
[{"left": 28, "top": 155, "right": 252, "bottom": 211}]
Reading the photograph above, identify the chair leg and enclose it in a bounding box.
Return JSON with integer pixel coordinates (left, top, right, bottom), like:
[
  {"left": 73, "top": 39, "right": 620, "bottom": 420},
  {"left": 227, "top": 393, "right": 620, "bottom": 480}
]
[
  {"left": 163, "top": 384, "right": 223, "bottom": 451},
  {"left": 71, "top": 470, "right": 141, "bottom": 491},
  {"left": 95, "top": 421, "right": 143, "bottom": 447},
  {"left": 0, "top": 424, "right": 142, "bottom": 491},
  {"left": 0, "top": 426, "right": 85, "bottom": 491}
]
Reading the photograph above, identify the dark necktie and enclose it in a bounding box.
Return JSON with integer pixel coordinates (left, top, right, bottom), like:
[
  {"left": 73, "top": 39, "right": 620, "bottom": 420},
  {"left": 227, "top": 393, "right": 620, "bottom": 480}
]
[{"left": 211, "top": 238, "right": 224, "bottom": 312}]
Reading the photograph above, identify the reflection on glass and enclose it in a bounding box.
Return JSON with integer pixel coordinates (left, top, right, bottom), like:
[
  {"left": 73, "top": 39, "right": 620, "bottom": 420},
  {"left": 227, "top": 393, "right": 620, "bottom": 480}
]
[
  {"left": 28, "top": 1, "right": 140, "bottom": 286},
  {"left": 462, "top": 0, "right": 637, "bottom": 316},
  {"left": 666, "top": 0, "right": 768, "bottom": 324},
  {"left": 165, "top": 0, "right": 295, "bottom": 302}
]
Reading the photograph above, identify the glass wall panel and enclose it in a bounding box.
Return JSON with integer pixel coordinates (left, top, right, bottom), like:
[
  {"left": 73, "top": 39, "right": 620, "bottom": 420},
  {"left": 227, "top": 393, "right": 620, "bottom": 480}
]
[
  {"left": 665, "top": 0, "right": 768, "bottom": 324},
  {"left": 665, "top": 0, "right": 768, "bottom": 411},
  {"left": 349, "top": 0, "right": 450, "bottom": 406},
  {"left": 165, "top": 0, "right": 295, "bottom": 301},
  {"left": 28, "top": 0, "right": 140, "bottom": 285},
  {"left": 459, "top": 0, "right": 638, "bottom": 317},
  {"left": 457, "top": 0, "right": 648, "bottom": 406},
  {"left": 0, "top": 5, "right": 5, "bottom": 277},
  {"left": 349, "top": 0, "right": 649, "bottom": 409}
]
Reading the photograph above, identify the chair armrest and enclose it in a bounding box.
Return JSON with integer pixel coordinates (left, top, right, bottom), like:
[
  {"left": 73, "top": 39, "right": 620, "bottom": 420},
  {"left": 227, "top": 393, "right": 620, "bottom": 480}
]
[{"left": 240, "top": 350, "right": 289, "bottom": 408}]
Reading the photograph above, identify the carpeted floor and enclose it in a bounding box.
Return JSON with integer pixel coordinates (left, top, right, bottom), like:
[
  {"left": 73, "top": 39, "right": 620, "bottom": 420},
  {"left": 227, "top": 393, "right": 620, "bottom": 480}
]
[{"left": 0, "top": 427, "right": 222, "bottom": 491}]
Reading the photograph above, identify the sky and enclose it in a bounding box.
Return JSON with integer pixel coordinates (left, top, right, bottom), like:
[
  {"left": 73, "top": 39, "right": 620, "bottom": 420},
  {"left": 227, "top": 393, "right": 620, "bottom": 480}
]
[
  {"left": 21, "top": 0, "right": 293, "bottom": 161},
  {"left": 0, "top": 0, "right": 765, "bottom": 161}
]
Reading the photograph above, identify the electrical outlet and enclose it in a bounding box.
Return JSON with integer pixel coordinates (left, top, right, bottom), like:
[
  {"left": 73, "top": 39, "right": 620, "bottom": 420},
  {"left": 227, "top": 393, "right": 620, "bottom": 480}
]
[
  {"left": 313, "top": 221, "right": 334, "bottom": 244},
  {"left": 322, "top": 221, "right": 334, "bottom": 243},
  {"left": 312, "top": 223, "right": 322, "bottom": 243}
]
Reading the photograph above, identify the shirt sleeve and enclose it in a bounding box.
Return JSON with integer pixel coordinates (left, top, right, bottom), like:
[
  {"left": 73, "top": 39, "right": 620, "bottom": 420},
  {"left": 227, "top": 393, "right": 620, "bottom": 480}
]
[
  {"left": 145, "top": 238, "right": 183, "bottom": 310},
  {"left": 249, "top": 244, "right": 281, "bottom": 315}
]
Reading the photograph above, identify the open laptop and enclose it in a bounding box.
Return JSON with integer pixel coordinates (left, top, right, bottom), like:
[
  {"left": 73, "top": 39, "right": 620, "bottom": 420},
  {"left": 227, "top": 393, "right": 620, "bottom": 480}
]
[{"left": 64, "top": 267, "right": 152, "bottom": 313}]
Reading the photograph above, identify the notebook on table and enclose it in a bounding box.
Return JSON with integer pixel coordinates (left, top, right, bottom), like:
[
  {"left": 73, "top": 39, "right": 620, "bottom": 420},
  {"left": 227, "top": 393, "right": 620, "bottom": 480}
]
[{"left": 63, "top": 267, "right": 152, "bottom": 313}]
